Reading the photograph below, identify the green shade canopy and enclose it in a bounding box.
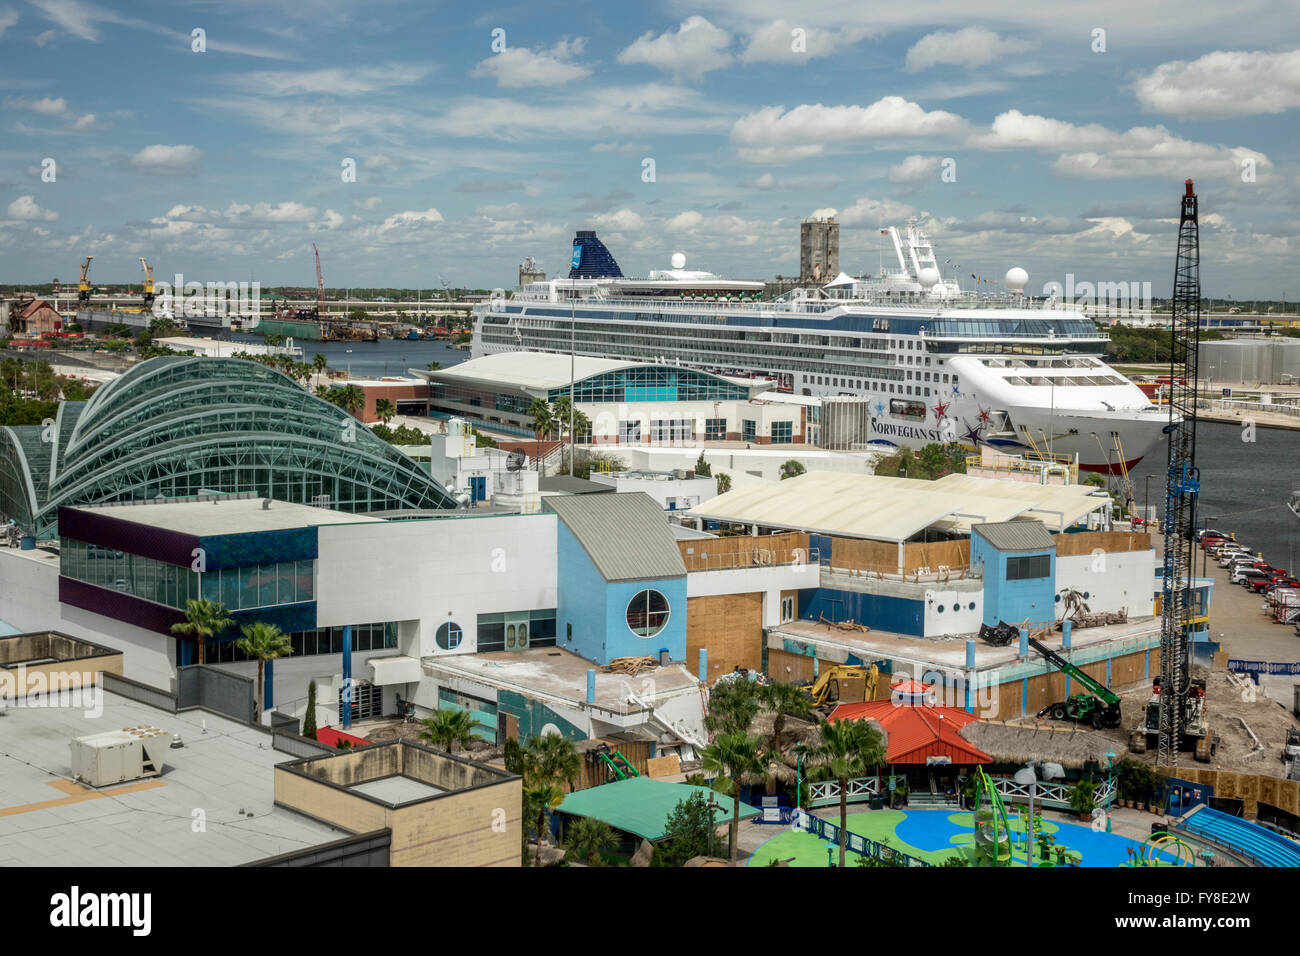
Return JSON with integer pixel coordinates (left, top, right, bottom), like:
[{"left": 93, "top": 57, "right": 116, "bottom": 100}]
[{"left": 558, "top": 777, "right": 761, "bottom": 840}]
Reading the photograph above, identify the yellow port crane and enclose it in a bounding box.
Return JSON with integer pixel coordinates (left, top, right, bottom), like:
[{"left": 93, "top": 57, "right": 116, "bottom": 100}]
[
  {"left": 77, "top": 256, "right": 94, "bottom": 307},
  {"left": 139, "top": 257, "right": 155, "bottom": 308}
]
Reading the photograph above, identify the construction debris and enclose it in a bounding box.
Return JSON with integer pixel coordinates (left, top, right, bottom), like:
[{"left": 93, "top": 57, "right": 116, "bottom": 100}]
[
  {"left": 604, "top": 656, "right": 659, "bottom": 676},
  {"left": 818, "top": 612, "right": 869, "bottom": 633},
  {"left": 1070, "top": 608, "right": 1129, "bottom": 628}
]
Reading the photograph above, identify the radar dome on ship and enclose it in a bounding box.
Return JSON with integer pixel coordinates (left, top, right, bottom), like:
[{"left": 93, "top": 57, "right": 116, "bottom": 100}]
[
  {"left": 1004, "top": 267, "right": 1029, "bottom": 291},
  {"left": 671, "top": 252, "right": 686, "bottom": 270},
  {"left": 917, "top": 267, "right": 940, "bottom": 288}
]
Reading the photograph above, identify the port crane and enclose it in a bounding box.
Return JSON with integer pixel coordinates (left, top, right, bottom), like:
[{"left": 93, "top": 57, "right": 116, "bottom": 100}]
[
  {"left": 77, "top": 256, "right": 93, "bottom": 307},
  {"left": 312, "top": 243, "right": 326, "bottom": 319},
  {"left": 1156, "top": 179, "right": 1204, "bottom": 767},
  {"left": 138, "top": 257, "right": 155, "bottom": 309},
  {"left": 1028, "top": 637, "right": 1122, "bottom": 729}
]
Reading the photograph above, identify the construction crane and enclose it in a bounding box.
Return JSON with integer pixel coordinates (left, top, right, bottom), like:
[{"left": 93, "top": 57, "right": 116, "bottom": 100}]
[
  {"left": 312, "top": 243, "right": 326, "bottom": 319},
  {"left": 77, "top": 256, "right": 94, "bottom": 307},
  {"left": 1028, "top": 637, "right": 1122, "bottom": 728},
  {"left": 138, "top": 257, "right": 155, "bottom": 309},
  {"left": 1157, "top": 179, "right": 1203, "bottom": 767}
]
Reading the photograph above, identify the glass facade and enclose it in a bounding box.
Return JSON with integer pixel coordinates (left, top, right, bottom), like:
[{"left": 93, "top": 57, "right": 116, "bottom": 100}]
[
  {"left": 771, "top": 421, "right": 793, "bottom": 444},
  {"left": 554, "top": 366, "right": 750, "bottom": 404},
  {"left": 1, "top": 356, "right": 456, "bottom": 540},
  {"left": 204, "top": 621, "right": 396, "bottom": 663},
  {"left": 476, "top": 609, "right": 557, "bottom": 652},
  {"left": 61, "top": 537, "right": 313, "bottom": 612}
]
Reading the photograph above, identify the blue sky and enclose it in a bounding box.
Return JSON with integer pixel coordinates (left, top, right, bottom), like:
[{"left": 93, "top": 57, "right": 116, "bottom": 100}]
[{"left": 1, "top": 0, "right": 1298, "bottom": 297}]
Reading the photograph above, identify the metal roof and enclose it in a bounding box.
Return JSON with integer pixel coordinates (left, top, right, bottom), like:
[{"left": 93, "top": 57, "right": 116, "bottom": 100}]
[
  {"left": 544, "top": 491, "right": 686, "bottom": 582},
  {"left": 419, "top": 351, "right": 763, "bottom": 396},
  {"left": 687, "top": 471, "right": 1109, "bottom": 542},
  {"left": 971, "top": 520, "right": 1057, "bottom": 553},
  {"left": 558, "top": 777, "right": 759, "bottom": 840}
]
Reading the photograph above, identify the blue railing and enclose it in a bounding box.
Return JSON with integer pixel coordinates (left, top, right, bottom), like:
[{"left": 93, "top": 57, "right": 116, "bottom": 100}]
[{"left": 792, "top": 809, "right": 932, "bottom": 866}]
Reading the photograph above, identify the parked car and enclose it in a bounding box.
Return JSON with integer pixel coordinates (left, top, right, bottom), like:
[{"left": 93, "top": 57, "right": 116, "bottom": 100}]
[
  {"left": 1200, "top": 535, "right": 1230, "bottom": 550},
  {"left": 1217, "top": 547, "right": 1255, "bottom": 565},
  {"left": 1209, "top": 541, "right": 1251, "bottom": 557},
  {"left": 1197, "top": 528, "right": 1233, "bottom": 542},
  {"left": 1249, "top": 573, "right": 1290, "bottom": 593},
  {"left": 1233, "top": 568, "right": 1272, "bottom": 586}
]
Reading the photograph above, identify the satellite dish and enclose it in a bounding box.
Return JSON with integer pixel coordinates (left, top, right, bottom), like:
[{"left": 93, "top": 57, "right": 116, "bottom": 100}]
[
  {"left": 506, "top": 451, "right": 526, "bottom": 471},
  {"left": 918, "top": 267, "right": 940, "bottom": 288},
  {"left": 1004, "top": 267, "right": 1029, "bottom": 292},
  {"left": 671, "top": 252, "right": 686, "bottom": 270}
]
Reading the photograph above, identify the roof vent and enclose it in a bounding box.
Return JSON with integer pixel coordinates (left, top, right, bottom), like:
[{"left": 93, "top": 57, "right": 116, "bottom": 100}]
[{"left": 262, "top": 499, "right": 272, "bottom": 510}]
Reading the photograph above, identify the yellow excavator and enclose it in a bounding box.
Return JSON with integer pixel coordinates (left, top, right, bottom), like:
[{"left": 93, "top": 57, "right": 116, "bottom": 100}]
[
  {"left": 800, "top": 663, "right": 879, "bottom": 711},
  {"left": 77, "top": 256, "right": 93, "bottom": 307}
]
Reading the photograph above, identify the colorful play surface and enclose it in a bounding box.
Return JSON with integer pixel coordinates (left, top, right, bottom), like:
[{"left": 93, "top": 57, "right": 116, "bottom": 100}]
[{"left": 748, "top": 809, "right": 1191, "bottom": 868}]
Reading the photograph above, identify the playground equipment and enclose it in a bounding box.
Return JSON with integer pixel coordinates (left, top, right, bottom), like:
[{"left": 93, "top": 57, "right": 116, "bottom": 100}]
[
  {"left": 1132, "top": 830, "right": 1196, "bottom": 867},
  {"left": 972, "top": 767, "right": 1013, "bottom": 866},
  {"left": 1029, "top": 637, "right": 1123, "bottom": 729},
  {"left": 593, "top": 745, "right": 639, "bottom": 781}
]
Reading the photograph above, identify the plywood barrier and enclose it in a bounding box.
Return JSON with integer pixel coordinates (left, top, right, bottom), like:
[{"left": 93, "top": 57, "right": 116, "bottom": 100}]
[
  {"left": 1053, "top": 531, "right": 1152, "bottom": 557},
  {"left": 827, "top": 535, "right": 970, "bottom": 576},
  {"left": 1158, "top": 767, "right": 1300, "bottom": 819},
  {"left": 904, "top": 538, "right": 971, "bottom": 574},
  {"left": 678, "top": 531, "right": 809, "bottom": 571},
  {"left": 768, "top": 648, "right": 817, "bottom": 683},
  {"left": 687, "top": 593, "right": 763, "bottom": 679}
]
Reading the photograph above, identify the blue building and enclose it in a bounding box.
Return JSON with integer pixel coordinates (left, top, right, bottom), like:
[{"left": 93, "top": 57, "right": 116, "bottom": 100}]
[
  {"left": 546, "top": 492, "right": 687, "bottom": 666},
  {"left": 970, "top": 521, "right": 1057, "bottom": 628}
]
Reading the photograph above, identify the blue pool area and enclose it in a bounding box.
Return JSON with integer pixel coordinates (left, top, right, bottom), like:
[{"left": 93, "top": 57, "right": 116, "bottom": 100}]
[
  {"left": 749, "top": 808, "right": 1189, "bottom": 867},
  {"left": 1177, "top": 805, "right": 1300, "bottom": 867}
]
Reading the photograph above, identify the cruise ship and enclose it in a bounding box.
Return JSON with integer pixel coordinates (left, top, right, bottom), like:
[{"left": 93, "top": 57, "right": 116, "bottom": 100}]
[{"left": 472, "top": 224, "right": 1171, "bottom": 473}]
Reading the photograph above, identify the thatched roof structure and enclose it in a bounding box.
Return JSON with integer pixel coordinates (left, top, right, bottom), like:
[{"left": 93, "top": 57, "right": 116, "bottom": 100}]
[{"left": 957, "top": 720, "right": 1115, "bottom": 769}]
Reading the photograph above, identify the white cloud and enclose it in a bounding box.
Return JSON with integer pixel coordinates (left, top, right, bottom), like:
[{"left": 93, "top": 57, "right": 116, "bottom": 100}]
[
  {"left": 363, "top": 154, "right": 398, "bottom": 170},
  {"left": 905, "top": 27, "right": 1033, "bottom": 71},
  {"left": 355, "top": 196, "right": 382, "bottom": 210},
  {"left": 129, "top": 144, "right": 202, "bottom": 175},
  {"left": 318, "top": 209, "right": 344, "bottom": 230},
  {"left": 472, "top": 39, "right": 590, "bottom": 88},
  {"left": 617, "top": 16, "right": 732, "bottom": 79},
  {"left": 7, "top": 195, "right": 58, "bottom": 221},
  {"left": 227, "top": 201, "right": 317, "bottom": 223},
  {"left": 6, "top": 95, "right": 68, "bottom": 115},
  {"left": 830, "top": 196, "right": 916, "bottom": 227},
  {"left": 752, "top": 172, "right": 777, "bottom": 189},
  {"left": 0, "top": 9, "right": 17, "bottom": 40},
  {"left": 33, "top": 29, "right": 57, "bottom": 46},
  {"left": 667, "top": 210, "right": 704, "bottom": 231},
  {"left": 888, "top": 154, "right": 942, "bottom": 184},
  {"left": 1133, "top": 50, "right": 1300, "bottom": 118},
  {"left": 376, "top": 208, "right": 444, "bottom": 234},
  {"left": 968, "top": 109, "right": 1272, "bottom": 181},
  {"left": 730, "top": 97, "right": 967, "bottom": 163},
  {"left": 590, "top": 209, "right": 646, "bottom": 232},
  {"left": 70, "top": 112, "right": 96, "bottom": 129},
  {"left": 591, "top": 141, "right": 652, "bottom": 154},
  {"left": 739, "top": 20, "right": 872, "bottom": 63},
  {"left": 224, "top": 65, "right": 432, "bottom": 97}
]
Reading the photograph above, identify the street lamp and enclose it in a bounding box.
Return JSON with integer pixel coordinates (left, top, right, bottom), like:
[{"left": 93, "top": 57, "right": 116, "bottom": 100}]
[
  {"left": 1014, "top": 761, "right": 1065, "bottom": 863},
  {"left": 346, "top": 348, "right": 353, "bottom": 380},
  {"left": 1105, "top": 750, "right": 1117, "bottom": 832},
  {"left": 1144, "top": 475, "right": 1154, "bottom": 527}
]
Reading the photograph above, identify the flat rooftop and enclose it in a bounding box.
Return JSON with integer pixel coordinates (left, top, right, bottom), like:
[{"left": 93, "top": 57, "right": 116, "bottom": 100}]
[
  {"left": 66, "top": 496, "right": 383, "bottom": 536},
  {"left": 0, "top": 691, "right": 347, "bottom": 866},
  {"left": 424, "top": 648, "right": 700, "bottom": 715},
  {"left": 769, "top": 615, "right": 1162, "bottom": 674}
]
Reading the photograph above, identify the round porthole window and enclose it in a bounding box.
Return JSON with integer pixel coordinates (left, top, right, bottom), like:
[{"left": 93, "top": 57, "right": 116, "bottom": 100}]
[
  {"left": 968, "top": 602, "right": 976, "bottom": 611},
  {"left": 1083, "top": 592, "right": 1090, "bottom": 600},
  {"left": 626, "top": 589, "right": 670, "bottom": 638},
  {"left": 435, "top": 622, "right": 462, "bottom": 650},
  {"left": 1055, "top": 593, "right": 1062, "bottom": 602}
]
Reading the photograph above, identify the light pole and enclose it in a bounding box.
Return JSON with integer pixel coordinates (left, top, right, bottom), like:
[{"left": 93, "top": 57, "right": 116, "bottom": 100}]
[
  {"left": 1105, "top": 750, "right": 1117, "bottom": 832},
  {"left": 1144, "top": 475, "right": 1154, "bottom": 527},
  {"left": 346, "top": 348, "right": 353, "bottom": 380}
]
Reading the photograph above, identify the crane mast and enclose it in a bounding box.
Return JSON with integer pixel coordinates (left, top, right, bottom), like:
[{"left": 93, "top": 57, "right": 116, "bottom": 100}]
[
  {"left": 1157, "top": 179, "right": 1202, "bottom": 766},
  {"left": 139, "top": 257, "right": 155, "bottom": 308},
  {"left": 78, "top": 256, "right": 94, "bottom": 307},
  {"left": 313, "top": 243, "right": 326, "bottom": 319}
]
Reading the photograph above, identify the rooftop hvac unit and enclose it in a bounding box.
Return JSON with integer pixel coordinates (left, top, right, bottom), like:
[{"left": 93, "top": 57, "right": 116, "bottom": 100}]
[
  {"left": 70, "top": 727, "right": 167, "bottom": 788},
  {"left": 673, "top": 468, "right": 692, "bottom": 480}
]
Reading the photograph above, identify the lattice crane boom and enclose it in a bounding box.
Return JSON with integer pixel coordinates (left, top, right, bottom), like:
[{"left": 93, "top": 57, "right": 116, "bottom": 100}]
[
  {"left": 313, "top": 243, "right": 325, "bottom": 318},
  {"left": 1157, "top": 178, "right": 1202, "bottom": 766}
]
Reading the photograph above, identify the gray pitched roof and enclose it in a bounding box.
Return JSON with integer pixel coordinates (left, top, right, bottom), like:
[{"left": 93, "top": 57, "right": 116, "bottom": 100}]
[
  {"left": 972, "top": 519, "right": 1056, "bottom": 553},
  {"left": 544, "top": 491, "right": 686, "bottom": 583}
]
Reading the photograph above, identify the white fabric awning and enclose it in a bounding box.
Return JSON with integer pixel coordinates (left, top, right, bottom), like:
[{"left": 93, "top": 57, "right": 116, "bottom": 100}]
[{"left": 369, "top": 655, "right": 422, "bottom": 686}]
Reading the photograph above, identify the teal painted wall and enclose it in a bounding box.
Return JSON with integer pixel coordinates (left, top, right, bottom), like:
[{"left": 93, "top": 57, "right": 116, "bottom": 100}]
[{"left": 498, "top": 689, "right": 586, "bottom": 741}]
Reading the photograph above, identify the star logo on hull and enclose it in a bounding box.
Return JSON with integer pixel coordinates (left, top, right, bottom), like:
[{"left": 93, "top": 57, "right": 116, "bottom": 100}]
[{"left": 931, "top": 399, "right": 950, "bottom": 421}]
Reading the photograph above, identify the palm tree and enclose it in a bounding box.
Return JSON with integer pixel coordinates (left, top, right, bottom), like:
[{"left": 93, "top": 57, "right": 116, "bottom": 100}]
[
  {"left": 314, "top": 384, "right": 332, "bottom": 400},
  {"left": 528, "top": 397, "right": 553, "bottom": 472},
  {"left": 312, "top": 352, "right": 327, "bottom": 377},
  {"left": 551, "top": 395, "right": 573, "bottom": 441},
  {"left": 418, "top": 707, "right": 481, "bottom": 754},
  {"left": 335, "top": 384, "right": 365, "bottom": 417},
  {"left": 374, "top": 397, "right": 395, "bottom": 425},
  {"left": 705, "top": 677, "right": 760, "bottom": 737},
  {"left": 716, "top": 471, "right": 732, "bottom": 494},
  {"left": 525, "top": 781, "right": 565, "bottom": 867},
  {"left": 757, "top": 681, "right": 814, "bottom": 755},
  {"left": 810, "top": 718, "right": 887, "bottom": 867},
  {"left": 169, "top": 598, "right": 233, "bottom": 666},
  {"left": 234, "top": 622, "right": 293, "bottom": 720},
  {"left": 699, "top": 731, "right": 764, "bottom": 859},
  {"left": 565, "top": 817, "right": 616, "bottom": 866}
]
